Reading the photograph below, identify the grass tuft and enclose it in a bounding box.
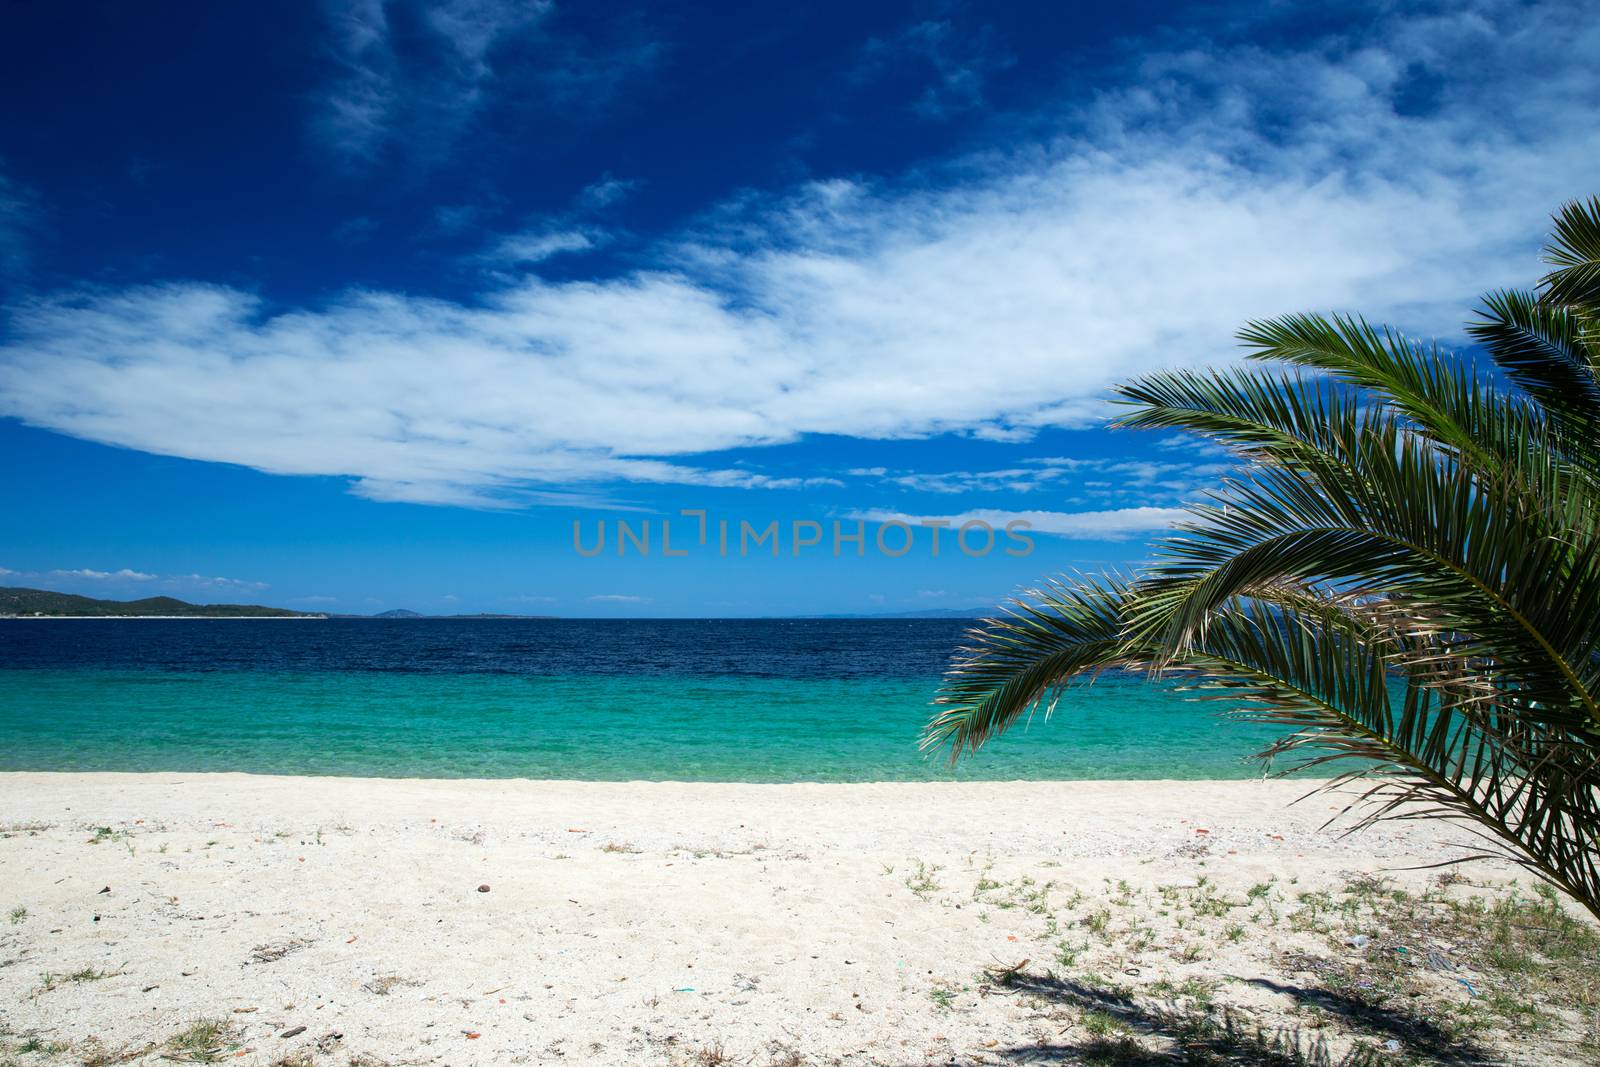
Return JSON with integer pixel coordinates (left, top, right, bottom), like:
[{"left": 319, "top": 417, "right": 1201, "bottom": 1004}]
[
  {"left": 37, "top": 967, "right": 116, "bottom": 993},
  {"left": 163, "top": 1019, "right": 239, "bottom": 1063}
]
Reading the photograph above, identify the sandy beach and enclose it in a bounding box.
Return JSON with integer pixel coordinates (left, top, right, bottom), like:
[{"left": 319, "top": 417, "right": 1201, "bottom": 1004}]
[{"left": 0, "top": 773, "right": 1590, "bottom": 1065}]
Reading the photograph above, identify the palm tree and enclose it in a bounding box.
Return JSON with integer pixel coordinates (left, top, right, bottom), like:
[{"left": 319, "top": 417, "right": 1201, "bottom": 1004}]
[{"left": 927, "top": 197, "right": 1600, "bottom": 918}]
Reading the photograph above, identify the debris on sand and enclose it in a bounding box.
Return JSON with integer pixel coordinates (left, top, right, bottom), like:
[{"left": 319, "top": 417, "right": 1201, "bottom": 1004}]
[{"left": 249, "top": 938, "right": 311, "bottom": 964}]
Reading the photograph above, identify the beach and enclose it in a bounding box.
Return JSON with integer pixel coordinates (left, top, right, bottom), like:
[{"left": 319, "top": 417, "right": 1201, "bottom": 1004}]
[{"left": 2, "top": 773, "right": 1587, "bottom": 1065}]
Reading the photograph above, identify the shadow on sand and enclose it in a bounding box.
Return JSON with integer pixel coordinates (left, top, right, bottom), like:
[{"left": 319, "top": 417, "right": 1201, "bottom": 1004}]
[{"left": 928, "top": 970, "right": 1494, "bottom": 1066}]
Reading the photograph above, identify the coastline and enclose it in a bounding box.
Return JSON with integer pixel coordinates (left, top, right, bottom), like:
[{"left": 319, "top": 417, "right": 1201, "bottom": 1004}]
[
  {"left": 0, "top": 772, "right": 1439, "bottom": 856},
  {"left": 2, "top": 772, "right": 1565, "bottom": 1065}
]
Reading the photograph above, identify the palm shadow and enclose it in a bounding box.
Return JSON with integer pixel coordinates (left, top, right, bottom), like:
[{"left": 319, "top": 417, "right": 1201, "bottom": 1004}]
[
  {"left": 1241, "top": 976, "right": 1484, "bottom": 1063},
  {"left": 964, "top": 970, "right": 1494, "bottom": 1066}
]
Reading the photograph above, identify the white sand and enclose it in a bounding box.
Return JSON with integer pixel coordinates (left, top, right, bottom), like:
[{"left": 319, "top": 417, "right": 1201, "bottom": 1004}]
[{"left": 0, "top": 774, "right": 1541, "bottom": 1064}]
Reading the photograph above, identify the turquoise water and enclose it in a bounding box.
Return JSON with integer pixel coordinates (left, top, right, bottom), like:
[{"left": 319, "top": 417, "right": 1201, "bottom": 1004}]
[{"left": 0, "top": 668, "right": 1291, "bottom": 781}]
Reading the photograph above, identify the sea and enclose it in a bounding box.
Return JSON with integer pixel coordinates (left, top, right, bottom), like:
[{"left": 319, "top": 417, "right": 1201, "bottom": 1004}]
[{"left": 0, "top": 618, "right": 1299, "bottom": 781}]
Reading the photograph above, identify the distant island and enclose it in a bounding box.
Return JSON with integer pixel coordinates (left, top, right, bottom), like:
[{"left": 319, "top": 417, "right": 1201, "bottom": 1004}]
[
  {"left": 0, "top": 587, "right": 323, "bottom": 618},
  {"left": 0, "top": 587, "right": 561, "bottom": 619}
]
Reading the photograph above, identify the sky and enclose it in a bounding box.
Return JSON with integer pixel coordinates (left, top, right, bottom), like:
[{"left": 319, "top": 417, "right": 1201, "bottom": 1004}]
[{"left": 0, "top": 0, "right": 1596, "bottom": 616}]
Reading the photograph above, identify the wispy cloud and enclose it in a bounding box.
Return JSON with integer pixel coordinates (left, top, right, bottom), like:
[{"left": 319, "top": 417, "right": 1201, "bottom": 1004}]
[
  {"left": 316, "top": 0, "right": 550, "bottom": 167},
  {"left": 317, "top": 0, "right": 399, "bottom": 164},
  {"left": 0, "top": 166, "right": 39, "bottom": 281},
  {"left": 471, "top": 178, "right": 633, "bottom": 267},
  {"left": 175, "top": 574, "right": 270, "bottom": 591},
  {"left": 51, "top": 568, "right": 157, "bottom": 582},
  {"left": 587, "top": 593, "right": 648, "bottom": 603},
  {"left": 2, "top": 1, "right": 1596, "bottom": 506},
  {"left": 852, "top": 506, "right": 1190, "bottom": 540},
  {"left": 577, "top": 176, "right": 636, "bottom": 210},
  {"left": 857, "top": 456, "right": 1228, "bottom": 499},
  {"left": 481, "top": 227, "right": 595, "bottom": 265},
  {"left": 854, "top": 13, "right": 1014, "bottom": 118},
  {"left": 2, "top": 566, "right": 268, "bottom": 593},
  {"left": 313, "top": 0, "right": 659, "bottom": 172}
]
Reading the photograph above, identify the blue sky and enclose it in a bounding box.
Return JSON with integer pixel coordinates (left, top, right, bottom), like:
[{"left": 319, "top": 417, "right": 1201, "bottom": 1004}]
[{"left": 0, "top": 0, "right": 1595, "bottom": 616}]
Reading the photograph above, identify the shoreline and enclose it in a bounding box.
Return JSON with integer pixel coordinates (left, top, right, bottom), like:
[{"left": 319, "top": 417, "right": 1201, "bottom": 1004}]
[{"left": 0, "top": 766, "right": 1337, "bottom": 783}]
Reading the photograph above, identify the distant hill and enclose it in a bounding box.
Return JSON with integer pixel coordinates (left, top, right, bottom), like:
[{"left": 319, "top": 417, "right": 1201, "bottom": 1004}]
[
  {"left": 372, "top": 608, "right": 425, "bottom": 618},
  {"left": 0, "top": 587, "right": 322, "bottom": 618}
]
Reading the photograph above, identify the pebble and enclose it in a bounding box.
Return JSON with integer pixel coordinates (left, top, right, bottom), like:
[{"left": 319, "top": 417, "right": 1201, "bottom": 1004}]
[{"left": 477, "top": 884, "right": 491, "bottom": 893}]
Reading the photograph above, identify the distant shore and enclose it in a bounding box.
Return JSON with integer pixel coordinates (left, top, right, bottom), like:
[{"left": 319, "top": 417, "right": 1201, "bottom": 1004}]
[
  {"left": 0, "top": 614, "right": 326, "bottom": 620},
  {"left": 2, "top": 772, "right": 1570, "bottom": 1065}
]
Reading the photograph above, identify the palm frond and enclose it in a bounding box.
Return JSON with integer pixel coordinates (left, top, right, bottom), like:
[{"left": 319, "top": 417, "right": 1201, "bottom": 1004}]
[
  {"left": 1542, "top": 195, "right": 1600, "bottom": 309},
  {"left": 928, "top": 577, "right": 1135, "bottom": 759},
  {"left": 1236, "top": 313, "right": 1514, "bottom": 474},
  {"left": 1467, "top": 289, "right": 1600, "bottom": 456},
  {"left": 930, "top": 197, "right": 1600, "bottom": 918}
]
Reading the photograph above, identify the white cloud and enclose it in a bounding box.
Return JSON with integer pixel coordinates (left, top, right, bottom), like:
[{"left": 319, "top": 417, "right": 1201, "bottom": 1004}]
[
  {"left": 3, "top": 1, "right": 1597, "bottom": 506},
  {"left": 587, "top": 593, "right": 647, "bottom": 603},
  {"left": 853, "top": 506, "right": 1190, "bottom": 540},
  {"left": 51, "top": 568, "right": 157, "bottom": 581}
]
